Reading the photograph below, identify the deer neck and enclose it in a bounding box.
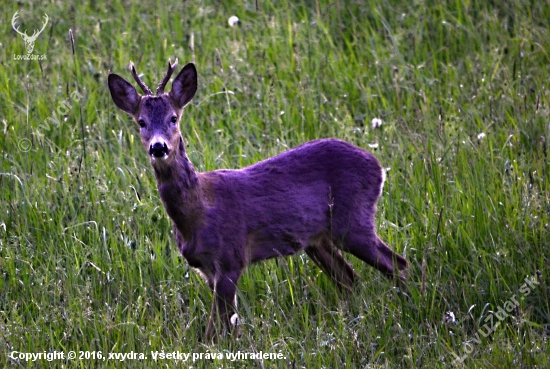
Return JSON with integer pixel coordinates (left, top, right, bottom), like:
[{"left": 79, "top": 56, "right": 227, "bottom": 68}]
[{"left": 153, "top": 137, "right": 205, "bottom": 241}]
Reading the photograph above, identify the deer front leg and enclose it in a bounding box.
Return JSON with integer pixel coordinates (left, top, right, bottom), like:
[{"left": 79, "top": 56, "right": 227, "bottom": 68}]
[{"left": 205, "top": 270, "right": 241, "bottom": 342}]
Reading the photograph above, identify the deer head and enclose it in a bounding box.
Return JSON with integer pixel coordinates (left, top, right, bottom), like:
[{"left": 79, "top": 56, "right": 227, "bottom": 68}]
[
  {"left": 12, "top": 11, "right": 49, "bottom": 55},
  {"left": 108, "top": 59, "right": 197, "bottom": 170}
]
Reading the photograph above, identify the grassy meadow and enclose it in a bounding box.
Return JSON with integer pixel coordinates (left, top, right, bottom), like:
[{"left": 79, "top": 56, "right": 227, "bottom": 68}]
[{"left": 1, "top": 0, "right": 549, "bottom": 367}]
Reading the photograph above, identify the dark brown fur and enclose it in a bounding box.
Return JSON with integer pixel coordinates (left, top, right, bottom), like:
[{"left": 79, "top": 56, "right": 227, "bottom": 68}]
[{"left": 108, "top": 60, "right": 408, "bottom": 341}]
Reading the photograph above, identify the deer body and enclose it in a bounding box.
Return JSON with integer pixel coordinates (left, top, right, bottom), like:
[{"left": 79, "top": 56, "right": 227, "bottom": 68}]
[
  {"left": 108, "top": 60, "right": 408, "bottom": 341},
  {"left": 168, "top": 138, "right": 388, "bottom": 265}
]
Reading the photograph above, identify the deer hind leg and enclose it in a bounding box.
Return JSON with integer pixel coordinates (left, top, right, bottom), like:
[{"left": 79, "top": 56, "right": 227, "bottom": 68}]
[
  {"left": 305, "top": 234, "right": 359, "bottom": 292},
  {"left": 205, "top": 270, "right": 241, "bottom": 342},
  {"left": 340, "top": 226, "right": 408, "bottom": 282}
]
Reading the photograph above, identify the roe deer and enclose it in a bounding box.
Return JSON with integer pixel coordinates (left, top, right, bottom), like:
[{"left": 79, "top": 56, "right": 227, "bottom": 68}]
[{"left": 108, "top": 59, "right": 408, "bottom": 341}]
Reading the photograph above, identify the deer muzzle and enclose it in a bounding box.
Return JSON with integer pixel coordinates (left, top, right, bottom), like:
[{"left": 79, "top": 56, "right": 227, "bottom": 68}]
[{"left": 149, "top": 141, "right": 169, "bottom": 158}]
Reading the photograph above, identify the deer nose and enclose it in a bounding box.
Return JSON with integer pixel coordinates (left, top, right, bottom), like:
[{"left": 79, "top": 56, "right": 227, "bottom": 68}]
[{"left": 149, "top": 142, "right": 169, "bottom": 158}]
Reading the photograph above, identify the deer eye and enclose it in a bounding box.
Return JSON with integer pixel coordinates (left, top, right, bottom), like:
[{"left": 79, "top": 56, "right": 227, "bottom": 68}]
[
  {"left": 138, "top": 119, "right": 146, "bottom": 128},
  {"left": 170, "top": 115, "right": 178, "bottom": 124}
]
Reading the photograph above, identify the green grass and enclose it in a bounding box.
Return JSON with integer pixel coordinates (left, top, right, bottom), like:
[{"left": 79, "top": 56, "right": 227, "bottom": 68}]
[{"left": 1, "top": 0, "right": 549, "bottom": 367}]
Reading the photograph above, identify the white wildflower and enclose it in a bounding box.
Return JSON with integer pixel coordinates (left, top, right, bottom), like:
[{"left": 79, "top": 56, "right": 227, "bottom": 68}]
[
  {"left": 444, "top": 311, "right": 456, "bottom": 324},
  {"left": 477, "top": 132, "right": 486, "bottom": 140},
  {"left": 371, "top": 117, "right": 383, "bottom": 129},
  {"left": 228, "top": 16, "right": 240, "bottom": 27}
]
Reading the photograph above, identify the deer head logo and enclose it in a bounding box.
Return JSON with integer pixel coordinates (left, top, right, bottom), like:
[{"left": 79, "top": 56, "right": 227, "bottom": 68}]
[{"left": 12, "top": 11, "right": 49, "bottom": 55}]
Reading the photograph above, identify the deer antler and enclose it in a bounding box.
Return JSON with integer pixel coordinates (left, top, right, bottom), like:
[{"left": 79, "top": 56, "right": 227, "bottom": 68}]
[
  {"left": 11, "top": 12, "right": 49, "bottom": 41},
  {"left": 156, "top": 58, "right": 178, "bottom": 95},
  {"left": 129, "top": 61, "right": 153, "bottom": 95},
  {"left": 29, "top": 13, "right": 49, "bottom": 40},
  {"left": 11, "top": 11, "right": 27, "bottom": 38}
]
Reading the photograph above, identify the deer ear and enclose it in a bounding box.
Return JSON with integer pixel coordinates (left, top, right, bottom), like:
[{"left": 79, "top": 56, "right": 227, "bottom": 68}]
[
  {"left": 108, "top": 73, "right": 141, "bottom": 115},
  {"left": 169, "top": 63, "right": 197, "bottom": 109}
]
